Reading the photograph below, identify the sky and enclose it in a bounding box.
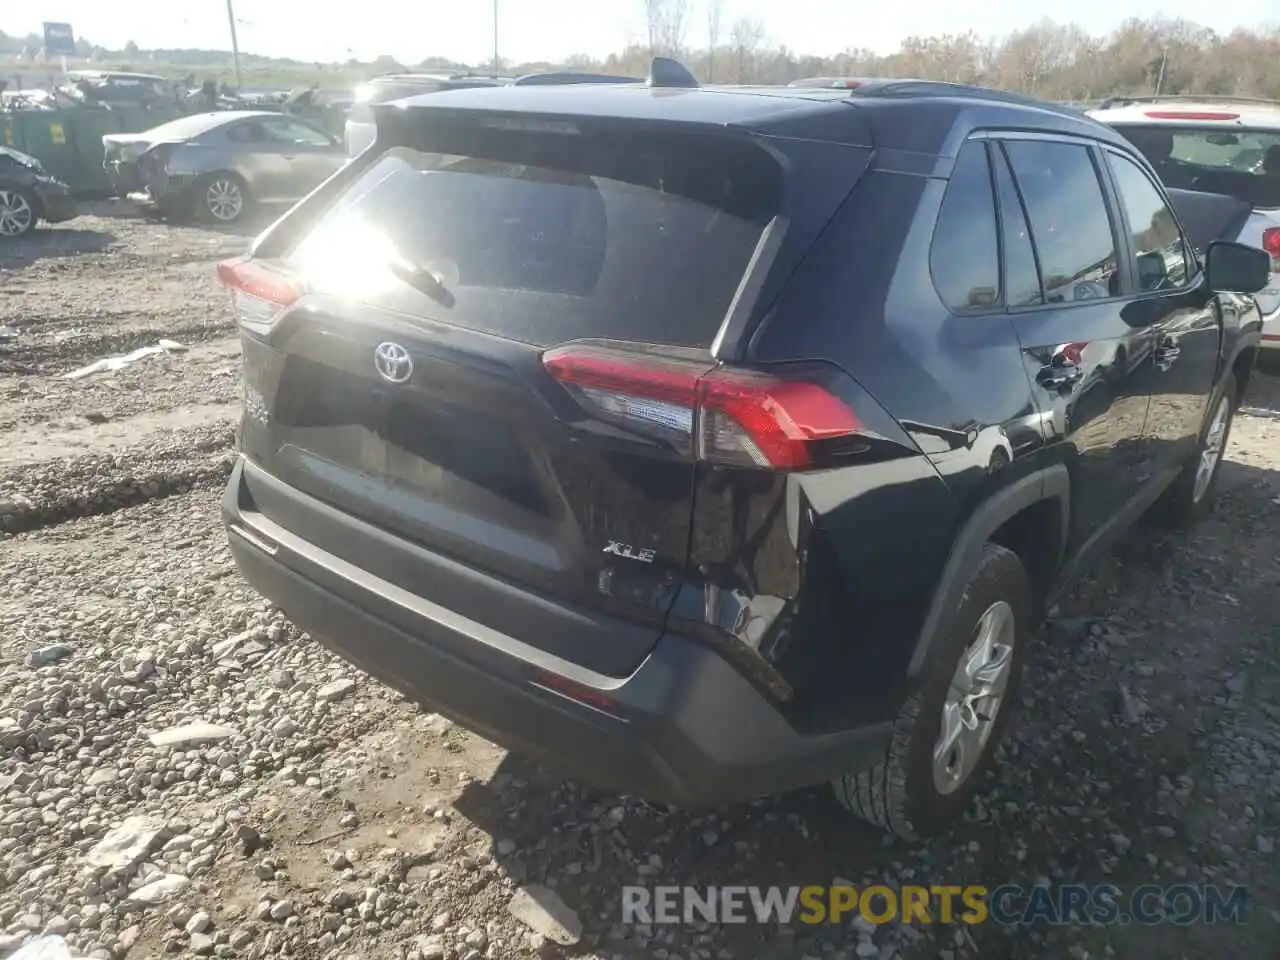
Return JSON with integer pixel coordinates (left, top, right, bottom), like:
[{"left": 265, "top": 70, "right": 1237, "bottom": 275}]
[{"left": 12, "top": 0, "right": 1279, "bottom": 67}]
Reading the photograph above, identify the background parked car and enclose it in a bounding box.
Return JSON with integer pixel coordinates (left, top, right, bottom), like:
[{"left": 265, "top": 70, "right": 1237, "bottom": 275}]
[
  {"left": 0, "top": 145, "right": 76, "bottom": 238},
  {"left": 103, "top": 110, "right": 346, "bottom": 225},
  {"left": 1090, "top": 95, "right": 1280, "bottom": 359}
]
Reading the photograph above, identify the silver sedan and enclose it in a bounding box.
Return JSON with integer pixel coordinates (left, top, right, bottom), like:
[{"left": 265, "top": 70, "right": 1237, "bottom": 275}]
[{"left": 104, "top": 110, "right": 347, "bottom": 224}]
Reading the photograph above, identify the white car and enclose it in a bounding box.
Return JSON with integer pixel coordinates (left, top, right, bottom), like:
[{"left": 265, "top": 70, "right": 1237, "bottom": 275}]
[{"left": 1089, "top": 96, "right": 1280, "bottom": 356}]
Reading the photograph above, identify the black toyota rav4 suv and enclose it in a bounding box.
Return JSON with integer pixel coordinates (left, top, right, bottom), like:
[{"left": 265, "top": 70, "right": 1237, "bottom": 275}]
[{"left": 218, "top": 61, "right": 1269, "bottom": 839}]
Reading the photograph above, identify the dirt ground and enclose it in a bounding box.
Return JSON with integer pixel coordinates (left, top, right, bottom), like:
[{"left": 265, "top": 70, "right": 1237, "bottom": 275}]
[{"left": 1, "top": 208, "right": 1278, "bottom": 960}]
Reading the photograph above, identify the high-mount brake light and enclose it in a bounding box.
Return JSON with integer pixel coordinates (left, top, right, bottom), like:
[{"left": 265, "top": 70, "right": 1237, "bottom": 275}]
[
  {"left": 216, "top": 257, "right": 305, "bottom": 335},
  {"left": 542, "top": 344, "right": 862, "bottom": 471},
  {"left": 1261, "top": 227, "right": 1280, "bottom": 265},
  {"left": 1142, "top": 110, "right": 1240, "bottom": 121}
]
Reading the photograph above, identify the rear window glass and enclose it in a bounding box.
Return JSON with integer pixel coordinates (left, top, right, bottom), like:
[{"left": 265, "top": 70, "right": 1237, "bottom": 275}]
[
  {"left": 288, "top": 130, "right": 780, "bottom": 348},
  {"left": 1114, "top": 124, "right": 1280, "bottom": 209}
]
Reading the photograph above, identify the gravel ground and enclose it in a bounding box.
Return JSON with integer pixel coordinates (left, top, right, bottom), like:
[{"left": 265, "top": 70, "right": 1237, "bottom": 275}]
[{"left": 1, "top": 211, "right": 1279, "bottom": 960}]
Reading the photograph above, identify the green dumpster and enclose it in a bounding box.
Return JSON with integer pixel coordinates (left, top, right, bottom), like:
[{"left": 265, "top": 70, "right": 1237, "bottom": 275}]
[
  {"left": 9, "top": 110, "right": 79, "bottom": 185},
  {"left": 66, "top": 108, "right": 126, "bottom": 194}
]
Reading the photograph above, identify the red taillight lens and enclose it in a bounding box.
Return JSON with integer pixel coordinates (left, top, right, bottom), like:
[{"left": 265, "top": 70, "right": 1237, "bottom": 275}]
[
  {"left": 541, "top": 344, "right": 863, "bottom": 471},
  {"left": 216, "top": 257, "right": 304, "bottom": 334},
  {"left": 1261, "top": 227, "right": 1280, "bottom": 264}
]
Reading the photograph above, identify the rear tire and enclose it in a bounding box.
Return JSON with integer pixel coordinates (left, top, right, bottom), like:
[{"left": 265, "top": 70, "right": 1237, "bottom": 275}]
[
  {"left": 0, "top": 186, "right": 39, "bottom": 238},
  {"left": 832, "top": 543, "right": 1031, "bottom": 840},
  {"left": 193, "top": 173, "right": 249, "bottom": 225},
  {"left": 1147, "top": 373, "right": 1236, "bottom": 528}
]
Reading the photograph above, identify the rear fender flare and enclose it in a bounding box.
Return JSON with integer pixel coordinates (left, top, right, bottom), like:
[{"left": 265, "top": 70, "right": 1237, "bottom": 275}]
[{"left": 906, "top": 464, "right": 1069, "bottom": 680}]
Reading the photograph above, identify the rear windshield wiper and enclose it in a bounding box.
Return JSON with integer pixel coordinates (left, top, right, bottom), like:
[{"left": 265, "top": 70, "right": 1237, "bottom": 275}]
[{"left": 388, "top": 256, "right": 456, "bottom": 308}]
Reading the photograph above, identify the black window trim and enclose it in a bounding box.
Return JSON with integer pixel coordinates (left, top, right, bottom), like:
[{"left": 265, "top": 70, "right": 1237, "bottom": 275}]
[
  {"left": 988, "top": 139, "right": 1047, "bottom": 308},
  {"left": 970, "top": 129, "right": 1131, "bottom": 314},
  {"left": 1098, "top": 144, "right": 1204, "bottom": 298}
]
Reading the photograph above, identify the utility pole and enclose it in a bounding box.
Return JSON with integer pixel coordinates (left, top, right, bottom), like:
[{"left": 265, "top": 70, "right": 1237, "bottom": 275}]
[
  {"left": 492, "top": 0, "right": 500, "bottom": 74},
  {"left": 225, "top": 0, "right": 243, "bottom": 89}
]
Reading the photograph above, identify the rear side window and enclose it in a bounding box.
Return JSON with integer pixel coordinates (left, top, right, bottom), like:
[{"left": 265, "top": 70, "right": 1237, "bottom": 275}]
[
  {"left": 1106, "top": 152, "right": 1191, "bottom": 291},
  {"left": 1004, "top": 140, "right": 1120, "bottom": 304},
  {"left": 226, "top": 121, "right": 269, "bottom": 143},
  {"left": 288, "top": 130, "right": 781, "bottom": 348},
  {"left": 930, "top": 141, "right": 1000, "bottom": 312}
]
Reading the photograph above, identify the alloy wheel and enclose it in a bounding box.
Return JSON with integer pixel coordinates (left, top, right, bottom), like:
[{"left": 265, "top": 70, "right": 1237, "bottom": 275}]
[
  {"left": 1192, "top": 395, "right": 1230, "bottom": 504},
  {"left": 932, "top": 599, "right": 1016, "bottom": 795},
  {"left": 0, "top": 189, "right": 34, "bottom": 237},
  {"left": 206, "top": 179, "right": 244, "bottom": 222}
]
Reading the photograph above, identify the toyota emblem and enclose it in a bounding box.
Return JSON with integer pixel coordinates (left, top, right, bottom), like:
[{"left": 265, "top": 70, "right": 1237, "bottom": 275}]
[{"left": 373, "top": 342, "right": 413, "bottom": 384}]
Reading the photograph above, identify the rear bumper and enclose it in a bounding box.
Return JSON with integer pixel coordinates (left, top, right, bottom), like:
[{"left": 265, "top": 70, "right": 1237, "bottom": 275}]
[
  {"left": 36, "top": 188, "right": 76, "bottom": 224},
  {"left": 1261, "top": 303, "right": 1280, "bottom": 350},
  {"left": 126, "top": 187, "right": 184, "bottom": 218},
  {"left": 221, "top": 457, "right": 892, "bottom": 806}
]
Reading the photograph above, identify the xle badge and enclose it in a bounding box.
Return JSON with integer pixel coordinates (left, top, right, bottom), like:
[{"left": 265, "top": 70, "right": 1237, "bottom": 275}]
[{"left": 603, "top": 540, "right": 657, "bottom": 564}]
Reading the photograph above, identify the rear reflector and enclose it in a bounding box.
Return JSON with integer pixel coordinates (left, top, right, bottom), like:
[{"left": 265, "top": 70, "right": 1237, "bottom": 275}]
[
  {"left": 217, "top": 257, "right": 305, "bottom": 335},
  {"left": 1262, "top": 227, "right": 1280, "bottom": 265},
  {"left": 542, "top": 344, "right": 862, "bottom": 471},
  {"left": 530, "top": 669, "right": 620, "bottom": 715},
  {"left": 1143, "top": 110, "right": 1240, "bottom": 121}
]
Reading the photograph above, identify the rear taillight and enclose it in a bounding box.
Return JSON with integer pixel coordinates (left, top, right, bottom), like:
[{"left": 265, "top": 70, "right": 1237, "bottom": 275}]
[
  {"left": 1143, "top": 110, "right": 1240, "bottom": 121},
  {"left": 143, "top": 143, "right": 174, "bottom": 168},
  {"left": 542, "top": 344, "right": 862, "bottom": 471},
  {"left": 216, "top": 257, "right": 305, "bottom": 335},
  {"left": 1262, "top": 227, "right": 1280, "bottom": 267}
]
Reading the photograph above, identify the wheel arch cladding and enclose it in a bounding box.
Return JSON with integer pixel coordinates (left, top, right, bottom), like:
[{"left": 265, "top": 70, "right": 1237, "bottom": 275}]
[{"left": 906, "top": 464, "right": 1069, "bottom": 680}]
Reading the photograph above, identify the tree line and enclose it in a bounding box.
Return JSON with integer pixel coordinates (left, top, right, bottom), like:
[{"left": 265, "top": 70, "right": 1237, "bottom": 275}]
[
  {"left": 579, "top": 9, "right": 1280, "bottom": 102},
  {"left": 4, "top": 13, "right": 1280, "bottom": 101}
]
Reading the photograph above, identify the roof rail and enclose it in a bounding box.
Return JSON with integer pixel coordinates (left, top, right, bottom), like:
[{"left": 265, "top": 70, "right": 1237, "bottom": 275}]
[
  {"left": 1097, "top": 93, "right": 1280, "bottom": 110},
  {"left": 647, "top": 56, "right": 699, "bottom": 89},
  {"left": 787, "top": 76, "right": 867, "bottom": 89},
  {"left": 513, "top": 71, "right": 639, "bottom": 86},
  {"left": 851, "top": 79, "right": 1090, "bottom": 116}
]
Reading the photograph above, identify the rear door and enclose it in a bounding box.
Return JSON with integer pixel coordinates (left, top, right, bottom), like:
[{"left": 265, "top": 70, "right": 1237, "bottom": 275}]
[
  {"left": 222, "top": 119, "right": 292, "bottom": 202},
  {"left": 1099, "top": 147, "right": 1220, "bottom": 471},
  {"left": 994, "top": 135, "right": 1156, "bottom": 560},
  {"left": 231, "top": 118, "right": 868, "bottom": 675},
  {"left": 256, "top": 116, "right": 346, "bottom": 199}
]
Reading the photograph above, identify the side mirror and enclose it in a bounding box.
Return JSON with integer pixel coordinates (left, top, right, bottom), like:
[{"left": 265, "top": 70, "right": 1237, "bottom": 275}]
[{"left": 1205, "top": 240, "right": 1271, "bottom": 295}]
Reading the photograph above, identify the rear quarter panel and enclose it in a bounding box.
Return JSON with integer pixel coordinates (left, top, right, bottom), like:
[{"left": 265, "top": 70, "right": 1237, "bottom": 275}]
[{"left": 735, "top": 165, "right": 1045, "bottom": 729}]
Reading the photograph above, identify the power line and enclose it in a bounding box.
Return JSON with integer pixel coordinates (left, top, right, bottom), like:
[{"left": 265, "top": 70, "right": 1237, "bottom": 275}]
[{"left": 225, "top": 0, "right": 243, "bottom": 87}]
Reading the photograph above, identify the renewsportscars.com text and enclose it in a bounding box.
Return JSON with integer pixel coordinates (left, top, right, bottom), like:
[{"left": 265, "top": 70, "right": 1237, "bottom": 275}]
[{"left": 621, "top": 884, "right": 1249, "bottom": 927}]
